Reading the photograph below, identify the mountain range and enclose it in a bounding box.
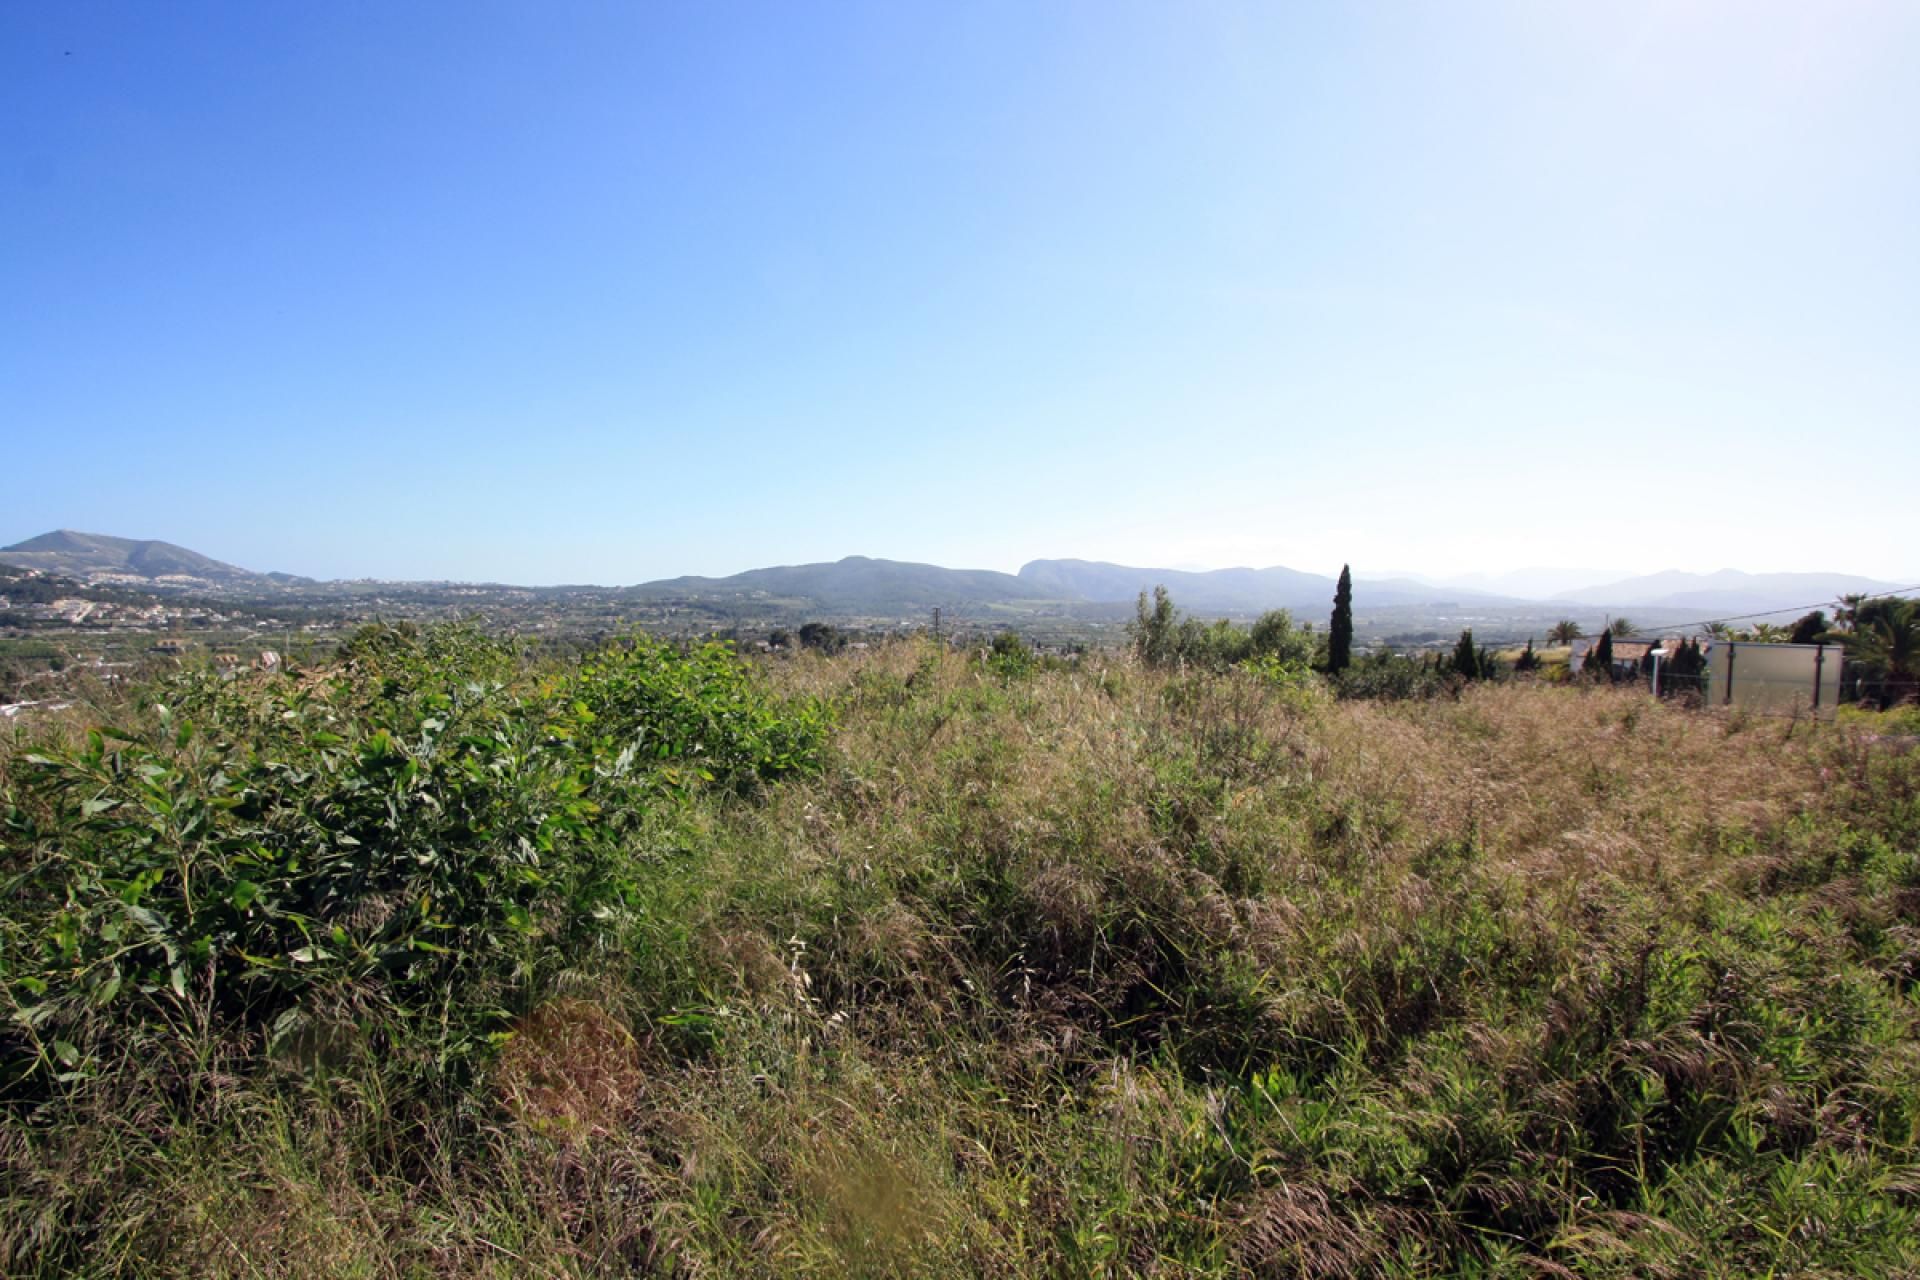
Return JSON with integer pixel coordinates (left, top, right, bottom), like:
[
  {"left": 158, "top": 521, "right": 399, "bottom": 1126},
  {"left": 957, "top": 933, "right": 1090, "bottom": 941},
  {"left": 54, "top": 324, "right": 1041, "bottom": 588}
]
[
  {"left": 1547, "top": 569, "right": 1899, "bottom": 614},
  {"left": 0, "top": 531, "right": 310, "bottom": 589},
  {"left": 2, "top": 531, "right": 1906, "bottom": 620},
  {"left": 626, "top": 556, "right": 1061, "bottom": 612},
  {"left": 1013, "top": 560, "right": 1521, "bottom": 610}
]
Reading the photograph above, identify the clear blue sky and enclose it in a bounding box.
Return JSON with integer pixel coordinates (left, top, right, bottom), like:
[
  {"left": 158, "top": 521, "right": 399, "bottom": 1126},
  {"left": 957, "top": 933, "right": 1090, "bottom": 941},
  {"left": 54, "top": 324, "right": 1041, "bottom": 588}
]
[{"left": 5, "top": 2, "right": 1916, "bottom": 585}]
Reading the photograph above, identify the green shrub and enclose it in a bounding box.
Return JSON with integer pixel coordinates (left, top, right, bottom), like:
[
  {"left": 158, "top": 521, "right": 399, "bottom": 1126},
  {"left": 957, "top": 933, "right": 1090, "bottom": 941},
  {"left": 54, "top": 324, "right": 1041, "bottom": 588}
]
[
  {"left": 0, "top": 625, "right": 828, "bottom": 1092},
  {"left": 570, "top": 634, "right": 831, "bottom": 791},
  {"left": 985, "top": 630, "right": 1036, "bottom": 678},
  {"left": 1131, "top": 590, "right": 1316, "bottom": 676},
  {"left": 1838, "top": 702, "right": 1920, "bottom": 738},
  {"left": 1334, "top": 649, "right": 1444, "bottom": 700}
]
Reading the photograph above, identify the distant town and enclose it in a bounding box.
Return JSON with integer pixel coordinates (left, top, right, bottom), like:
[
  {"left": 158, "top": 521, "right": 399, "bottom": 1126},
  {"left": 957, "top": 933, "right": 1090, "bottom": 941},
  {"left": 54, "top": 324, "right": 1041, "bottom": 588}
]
[{"left": 4, "top": 529, "right": 1911, "bottom": 710}]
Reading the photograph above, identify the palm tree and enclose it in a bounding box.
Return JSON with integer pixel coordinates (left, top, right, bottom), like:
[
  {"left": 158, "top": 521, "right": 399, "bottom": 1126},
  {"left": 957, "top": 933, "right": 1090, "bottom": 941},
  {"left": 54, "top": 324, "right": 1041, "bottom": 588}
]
[
  {"left": 1852, "top": 599, "right": 1920, "bottom": 705},
  {"left": 1608, "top": 618, "right": 1636, "bottom": 639},
  {"left": 1548, "top": 619, "right": 1583, "bottom": 645},
  {"left": 1789, "top": 610, "right": 1831, "bottom": 644},
  {"left": 1834, "top": 592, "right": 1869, "bottom": 632}
]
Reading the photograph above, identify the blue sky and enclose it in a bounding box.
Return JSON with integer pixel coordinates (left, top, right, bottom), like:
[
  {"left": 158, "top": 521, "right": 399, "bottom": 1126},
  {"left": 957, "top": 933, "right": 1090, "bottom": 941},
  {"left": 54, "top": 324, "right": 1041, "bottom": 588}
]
[{"left": 5, "top": 2, "right": 1916, "bottom": 585}]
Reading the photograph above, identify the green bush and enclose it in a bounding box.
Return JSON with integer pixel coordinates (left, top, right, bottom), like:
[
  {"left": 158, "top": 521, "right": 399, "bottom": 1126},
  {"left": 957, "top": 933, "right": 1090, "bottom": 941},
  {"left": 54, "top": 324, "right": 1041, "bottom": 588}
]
[
  {"left": 1837, "top": 702, "right": 1920, "bottom": 737},
  {"left": 0, "top": 625, "right": 828, "bottom": 1091},
  {"left": 1333, "top": 648, "right": 1445, "bottom": 700},
  {"left": 1130, "top": 589, "right": 1316, "bottom": 677},
  {"left": 571, "top": 634, "right": 831, "bottom": 791},
  {"left": 985, "top": 630, "right": 1037, "bottom": 678}
]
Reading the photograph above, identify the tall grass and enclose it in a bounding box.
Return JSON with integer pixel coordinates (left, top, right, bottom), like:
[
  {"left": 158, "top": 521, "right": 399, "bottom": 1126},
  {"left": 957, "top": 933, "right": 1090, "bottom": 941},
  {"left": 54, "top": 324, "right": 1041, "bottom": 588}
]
[{"left": 1, "top": 631, "right": 1915, "bottom": 1276}]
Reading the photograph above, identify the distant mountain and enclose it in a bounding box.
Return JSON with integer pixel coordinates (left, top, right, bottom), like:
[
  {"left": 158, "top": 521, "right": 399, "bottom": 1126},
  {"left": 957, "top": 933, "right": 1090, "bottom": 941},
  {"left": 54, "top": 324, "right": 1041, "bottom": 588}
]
[
  {"left": 1368, "top": 579, "right": 1523, "bottom": 607},
  {"left": 626, "top": 555, "right": 1061, "bottom": 613},
  {"left": 1016, "top": 559, "right": 1517, "bottom": 613},
  {"left": 1553, "top": 569, "right": 1900, "bottom": 616},
  {"left": 0, "top": 530, "right": 307, "bottom": 589},
  {"left": 1433, "top": 567, "right": 1633, "bottom": 600},
  {"left": 10, "top": 530, "right": 1901, "bottom": 624},
  {"left": 1017, "top": 559, "right": 1331, "bottom": 611}
]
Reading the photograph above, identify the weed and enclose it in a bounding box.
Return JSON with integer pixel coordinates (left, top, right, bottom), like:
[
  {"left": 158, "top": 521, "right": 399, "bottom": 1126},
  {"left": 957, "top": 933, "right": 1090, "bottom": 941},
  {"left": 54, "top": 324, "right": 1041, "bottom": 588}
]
[{"left": 1, "top": 634, "right": 1916, "bottom": 1276}]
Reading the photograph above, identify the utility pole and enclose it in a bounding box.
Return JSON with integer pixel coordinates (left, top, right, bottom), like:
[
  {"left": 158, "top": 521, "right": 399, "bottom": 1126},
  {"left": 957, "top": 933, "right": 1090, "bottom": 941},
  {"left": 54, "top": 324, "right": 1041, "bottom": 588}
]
[{"left": 932, "top": 607, "right": 942, "bottom": 645}]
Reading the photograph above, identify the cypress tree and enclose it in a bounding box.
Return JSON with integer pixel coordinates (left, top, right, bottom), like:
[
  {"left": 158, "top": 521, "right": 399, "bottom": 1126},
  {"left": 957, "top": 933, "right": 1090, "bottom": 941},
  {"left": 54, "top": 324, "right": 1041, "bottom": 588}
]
[
  {"left": 1589, "top": 629, "right": 1614, "bottom": 681},
  {"left": 1451, "top": 628, "right": 1480, "bottom": 680},
  {"left": 1679, "top": 638, "right": 1706, "bottom": 692},
  {"left": 1329, "top": 565, "right": 1354, "bottom": 674}
]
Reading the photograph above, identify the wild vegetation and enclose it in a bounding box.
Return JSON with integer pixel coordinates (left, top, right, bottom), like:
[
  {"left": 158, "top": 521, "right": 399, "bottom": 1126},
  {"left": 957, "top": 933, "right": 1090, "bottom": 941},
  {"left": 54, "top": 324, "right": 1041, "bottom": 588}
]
[
  {"left": 1129, "top": 587, "right": 1318, "bottom": 679},
  {"left": 1, "top": 624, "right": 1917, "bottom": 1277}
]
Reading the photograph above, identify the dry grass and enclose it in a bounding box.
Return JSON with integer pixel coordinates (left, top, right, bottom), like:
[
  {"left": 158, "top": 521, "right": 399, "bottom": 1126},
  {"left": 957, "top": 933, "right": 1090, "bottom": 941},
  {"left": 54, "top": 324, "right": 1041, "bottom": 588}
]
[{"left": 3, "top": 637, "right": 1916, "bottom": 1277}]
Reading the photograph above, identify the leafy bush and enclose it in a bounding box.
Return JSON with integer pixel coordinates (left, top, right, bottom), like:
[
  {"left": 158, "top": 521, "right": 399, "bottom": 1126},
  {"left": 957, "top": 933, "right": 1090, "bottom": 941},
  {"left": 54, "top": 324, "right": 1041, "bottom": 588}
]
[
  {"left": 797, "top": 621, "right": 846, "bottom": 654},
  {"left": 1130, "top": 589, "right": 1317, "bottom": 677},
  {"left": 1837, "top": 702, "right": 1920, "bottom": 737},
  {"left": 984, "top": 630, "right": 1036, "bottom": 678},
  {"left": 1333, "top": 648, "right": 1445, "bottom": 700},
  {"left": 571, "top": 634, "right": 831, "bottom": 791},
  {"left": 0, "top": 625, "right": 828, "bottom": 1091},
  {"left": 1248, "top": 608, "right": 1315, "bottom": 667}
]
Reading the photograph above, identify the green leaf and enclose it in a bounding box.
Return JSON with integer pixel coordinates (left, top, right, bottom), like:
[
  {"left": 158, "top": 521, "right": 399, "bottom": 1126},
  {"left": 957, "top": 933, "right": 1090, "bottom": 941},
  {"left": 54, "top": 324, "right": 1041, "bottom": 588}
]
[
  {"left": 126, "top": 905, "right": 168, "bottom": 938},
  {"left": 230, "top": 879, "right": 261, "bottom": 911}
]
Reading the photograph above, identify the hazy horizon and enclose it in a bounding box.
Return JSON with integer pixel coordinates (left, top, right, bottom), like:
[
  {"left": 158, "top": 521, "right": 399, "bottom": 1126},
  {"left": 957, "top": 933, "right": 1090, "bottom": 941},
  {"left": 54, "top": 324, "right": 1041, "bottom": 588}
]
[
  {"left": 6, "top": 3, "right": 1916, "bottom": 584},
  {"left": 9, "top": 528, "right": 1918, "bottom": 610}
]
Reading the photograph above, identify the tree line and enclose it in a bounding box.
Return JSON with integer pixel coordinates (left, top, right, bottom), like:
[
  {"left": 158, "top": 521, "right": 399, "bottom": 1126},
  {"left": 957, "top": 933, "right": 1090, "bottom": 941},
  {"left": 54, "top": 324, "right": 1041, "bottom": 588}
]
[{"left": 1125, "top": 569, "right": 1919, "bottom": 709}]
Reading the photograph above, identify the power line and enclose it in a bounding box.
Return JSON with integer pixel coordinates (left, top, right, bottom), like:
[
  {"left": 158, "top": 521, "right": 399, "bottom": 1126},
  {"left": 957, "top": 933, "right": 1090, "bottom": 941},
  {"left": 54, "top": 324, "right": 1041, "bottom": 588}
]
[{"left": 1609, "top": 583, "right": 1920, "bottom": 637}]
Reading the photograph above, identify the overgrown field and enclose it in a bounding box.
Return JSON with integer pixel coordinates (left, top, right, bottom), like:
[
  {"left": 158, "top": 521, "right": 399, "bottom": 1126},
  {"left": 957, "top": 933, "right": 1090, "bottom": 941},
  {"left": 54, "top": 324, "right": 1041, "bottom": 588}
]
[{"left": 2, "top": 628, "right": 1916, "bottom": 1277}]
